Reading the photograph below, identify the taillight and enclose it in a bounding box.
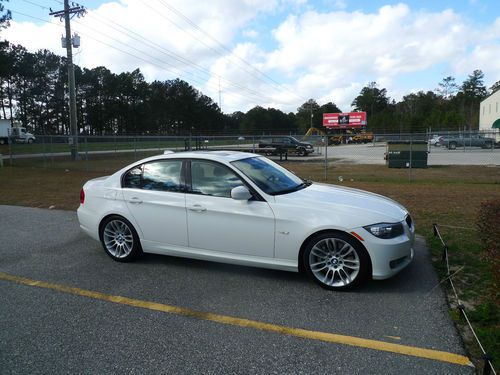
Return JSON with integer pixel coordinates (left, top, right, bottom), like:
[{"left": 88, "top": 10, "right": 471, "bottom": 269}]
[{"left": 80, "top": 188, "right": 85, "bottom": 204}]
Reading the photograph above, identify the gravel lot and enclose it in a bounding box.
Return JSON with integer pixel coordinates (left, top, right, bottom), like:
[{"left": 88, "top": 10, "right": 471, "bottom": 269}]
[
  {"left": 282, "top": 143, "right": 500, "bottom": 165},
  {"left": 0, "top": 205, "right": 474, "bottom": 374}
]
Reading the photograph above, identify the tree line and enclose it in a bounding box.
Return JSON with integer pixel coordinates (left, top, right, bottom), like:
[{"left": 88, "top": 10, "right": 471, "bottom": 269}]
[{"left": 0, "top": 40, "right": 497, "bottom": 136}]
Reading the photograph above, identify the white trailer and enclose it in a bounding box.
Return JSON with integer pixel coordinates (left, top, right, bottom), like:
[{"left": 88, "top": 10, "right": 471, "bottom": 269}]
[{"left": 0, "top": 119, "right": 36, "bottom": 144}]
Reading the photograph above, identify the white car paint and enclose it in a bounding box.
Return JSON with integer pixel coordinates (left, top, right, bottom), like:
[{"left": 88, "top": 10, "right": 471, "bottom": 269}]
[{"left": 78, "top": 151, "right": 414, "bottom": 281}]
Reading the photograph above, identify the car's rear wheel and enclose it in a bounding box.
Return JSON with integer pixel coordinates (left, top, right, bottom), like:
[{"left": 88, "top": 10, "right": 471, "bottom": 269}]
[
  {"left": 297, "top": 147, "right": 306, "bottom": 156},
  {"left": 303, "top": 232, "right": 370, "bottom": 290},
  {"left": 449, "top": 142, "right": 457, "bottom": 150},
  {"left": 100, "top": 215, "right": 142, "bottom": 262}
]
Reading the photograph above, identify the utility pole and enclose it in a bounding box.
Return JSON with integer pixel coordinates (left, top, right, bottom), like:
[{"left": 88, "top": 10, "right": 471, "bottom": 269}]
[{"left": 50, "top": 1, "right": 86, "bottom": 160}]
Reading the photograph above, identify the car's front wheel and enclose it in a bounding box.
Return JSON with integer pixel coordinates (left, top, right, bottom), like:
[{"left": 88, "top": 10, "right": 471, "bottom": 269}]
[
  {"left": 100, "top": 215, "right": 142, "bottom": 262},
  {"left": 303, "top": 232, "right": 370, "bottom": 290}
]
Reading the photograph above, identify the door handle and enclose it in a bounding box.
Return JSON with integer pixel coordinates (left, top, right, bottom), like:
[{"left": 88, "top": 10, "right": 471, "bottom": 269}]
[
  {"left": 128, "top": 197, "right": 143, "bottom": 204},
  {"left": 188, "top": 204, "right": 206, "bottom": 212}
]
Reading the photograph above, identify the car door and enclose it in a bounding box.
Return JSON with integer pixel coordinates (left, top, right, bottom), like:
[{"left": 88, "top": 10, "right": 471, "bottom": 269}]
[
  {"left": 185, "top": 160, "right": 275, "bottom": 258},
  {"left": 121, "top": 159, "right": 188, "bottom": 248}
]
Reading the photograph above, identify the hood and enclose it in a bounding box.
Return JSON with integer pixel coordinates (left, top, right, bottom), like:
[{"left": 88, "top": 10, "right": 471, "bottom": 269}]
[{"left": 274, "top": 182, "right": 408, "bottom": 225}]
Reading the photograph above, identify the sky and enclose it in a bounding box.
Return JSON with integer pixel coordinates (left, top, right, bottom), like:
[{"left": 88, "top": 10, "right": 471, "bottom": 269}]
[{"left": 3, "top": 0, "right": 500, "bottom": 114}]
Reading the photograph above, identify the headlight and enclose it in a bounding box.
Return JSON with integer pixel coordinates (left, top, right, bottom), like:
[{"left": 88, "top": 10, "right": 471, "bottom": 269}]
[
  {"left": 363, "top": 222, "right": 404, "bottom": 239},
  {"left": 306, "top": 145, "right": 313, "bottom": 148}
]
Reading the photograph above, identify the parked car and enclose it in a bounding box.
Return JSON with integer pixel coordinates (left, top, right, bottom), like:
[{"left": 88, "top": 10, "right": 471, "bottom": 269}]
[
  {"left": 428, "top": 135, "right": 443, "bottom": 147},
  {"left": 78, "top": 151, "right": 415, "bottom": 290},
  {"left": 441, "top": 135, "right": 495, "bottom": 149},
  {"left": 258, "top": 136, "right": 314, "bottom": 156}
]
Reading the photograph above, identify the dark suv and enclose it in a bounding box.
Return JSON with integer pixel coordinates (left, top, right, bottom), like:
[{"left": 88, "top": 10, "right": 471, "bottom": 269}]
[{"left": 258, "top": 136, "right": 314, "bottom": 156}]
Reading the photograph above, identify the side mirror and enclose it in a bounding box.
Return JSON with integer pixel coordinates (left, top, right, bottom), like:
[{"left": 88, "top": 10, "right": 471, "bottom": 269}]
[{"left": 231, "top": 186, "right": 252, "bottom": 201}]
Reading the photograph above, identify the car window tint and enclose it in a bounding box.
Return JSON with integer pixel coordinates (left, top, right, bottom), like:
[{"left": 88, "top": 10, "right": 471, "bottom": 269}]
[
  {"left": 191, "top": 161, "right": 243, "bottom": 198},
  {"left": 142, "top": 160, "right": 183, "bottom": 192},
  {"left": 123, "top": 166, "right": 142, "bottom": 188},
  {"left": 232, "top": 156, "right": 304, "bottom": 195}
]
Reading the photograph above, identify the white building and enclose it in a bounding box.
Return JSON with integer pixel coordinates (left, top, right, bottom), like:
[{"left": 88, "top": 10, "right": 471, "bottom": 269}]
[{"left": 479, "top": 90, "right": 500, "bottom": 142}]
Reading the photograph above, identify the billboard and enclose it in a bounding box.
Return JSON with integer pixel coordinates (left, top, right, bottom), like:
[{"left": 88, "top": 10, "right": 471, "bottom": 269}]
[{"left": 323, "top": 112, "right": 367, "bottom": 128}]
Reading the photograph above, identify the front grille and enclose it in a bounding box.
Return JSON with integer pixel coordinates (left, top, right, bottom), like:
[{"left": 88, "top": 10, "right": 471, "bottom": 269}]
[{"left": 405, "top": 214, "right": 413, "bottom": 228}]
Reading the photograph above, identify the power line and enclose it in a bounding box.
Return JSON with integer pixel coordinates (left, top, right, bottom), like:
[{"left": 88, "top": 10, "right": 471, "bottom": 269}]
[
  {"left": 8, "top": 9, "right": 264, "bottom": 108},
  {"left": 13, "top": 0, "right": 279, "bottom": 104},
  {"left": 84, "top": 11, "right": 270, "bottom": 102},
  {"left": 138, "top": 1, "right": 290, "bottom": 99},
  {"left": 70, "top": 19, "right": 270, "bottom": 105},
  {"left": 9, "top": 7, "right": 299, "bottom": 110},
  {"left": 18, "top": 0, "right": 305, "bottom": 108},
  {"left": 154, "top": 0, "right": 305, "bottom": 102}
]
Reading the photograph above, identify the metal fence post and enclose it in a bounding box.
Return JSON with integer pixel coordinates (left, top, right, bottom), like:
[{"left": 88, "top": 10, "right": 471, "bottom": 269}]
[
  {"left": 482, "top": 353, "right": 493, "bottom": 375},
  {"left": 85, "top": 136, "right": 89, "bottom": 171},
  {"left": 50, "top": 136, "right": 54, "bottom": 167},
  {"left": 409, "top": 136, "right": 412, "bottom": 182},
  {"left": 8, "top": 139, "right": 12, "bottom": 166},
  {"left": 324, "top": 138, "right": 328, "bottom": 181}
]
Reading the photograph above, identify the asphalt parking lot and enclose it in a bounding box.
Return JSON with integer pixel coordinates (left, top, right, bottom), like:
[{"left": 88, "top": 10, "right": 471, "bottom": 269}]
[{"left": 0, "top": 205, "right": 474, "bottom": 374}]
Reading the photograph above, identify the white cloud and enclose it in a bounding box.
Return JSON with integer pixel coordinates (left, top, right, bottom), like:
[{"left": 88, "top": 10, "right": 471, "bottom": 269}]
[
  {"left": 242, "top": 29, "right": 259, "bottom": 38},
  {"left": 262, "top": 5, "right": 498, "bottom": 110}
]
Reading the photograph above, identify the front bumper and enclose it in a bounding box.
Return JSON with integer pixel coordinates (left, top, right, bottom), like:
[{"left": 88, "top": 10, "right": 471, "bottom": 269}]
[{"left": 355, "top": 221, "right": 415, "bottom": 280}]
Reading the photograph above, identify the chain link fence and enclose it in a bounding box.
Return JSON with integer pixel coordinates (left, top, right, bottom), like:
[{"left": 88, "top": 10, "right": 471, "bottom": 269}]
[{"left": 0, "top": 130, "right": 498, "bottom": 178}]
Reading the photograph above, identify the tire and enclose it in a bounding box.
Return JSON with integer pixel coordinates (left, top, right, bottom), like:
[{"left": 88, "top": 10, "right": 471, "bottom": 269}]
[
  {"left": 264, "top": 147, "right": 274, "bottom": 156},
  {"left": 99, "top": 215, "right": 142, "bottom": 262},
  {"left": 27, "top": 138, "right": 33, "bottom": 144},
  {"left": 483, "top": 142, "right": 493, "bottom": 149},
  {"left": 449, "top": 142, "right": 457, "bottom": 150},
  {"left": 297, "top": 147, "right": 306, "bottom": 156},
  {"left": 303, "top": 231, "right": 371, "bottom": 290},
  {"left": 0, "top": 138, "right": 5, "bottom": 145}
]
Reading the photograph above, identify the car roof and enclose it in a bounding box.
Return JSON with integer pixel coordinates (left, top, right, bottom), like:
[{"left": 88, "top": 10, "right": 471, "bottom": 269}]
[{"left": 135, "top": 150, "right": 258, "bottom": 165}]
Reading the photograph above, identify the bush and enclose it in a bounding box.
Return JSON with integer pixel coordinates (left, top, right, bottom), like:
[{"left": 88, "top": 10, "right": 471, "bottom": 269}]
[{"left": 477, "top": 199, "right": 500, "bottom": 288}]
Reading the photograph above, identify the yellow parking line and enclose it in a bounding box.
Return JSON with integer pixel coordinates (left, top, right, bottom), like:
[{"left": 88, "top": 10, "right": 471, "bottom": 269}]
[{"left": 0, "top": 271, "right": 472, "bottom": 367}]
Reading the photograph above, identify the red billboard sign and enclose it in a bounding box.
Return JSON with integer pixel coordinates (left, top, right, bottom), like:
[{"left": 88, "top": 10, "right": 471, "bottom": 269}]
[{"left": 323, "top": 112, "right": 367, "bottom": 128}]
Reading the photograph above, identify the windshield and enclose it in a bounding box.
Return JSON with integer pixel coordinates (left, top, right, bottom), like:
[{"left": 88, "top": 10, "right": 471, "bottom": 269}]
[{"left": 232, "top": 157, "right": 310, "bottom": 195}]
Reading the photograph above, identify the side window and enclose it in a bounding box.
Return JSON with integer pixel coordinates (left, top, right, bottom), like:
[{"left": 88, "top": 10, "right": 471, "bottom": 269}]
[
  {"left": 283, "top": 137, "right": 291, "bottom": 145},
  {"left": 123, "top": 166, "right": 142, "bottom": 188},
  {"left": 191, "top": 161, "right": 244, "bottom": 198},
  {"left": 142, "top": 160, "right": 183, "bottom": 192},
  {"left": 123, "top": 161, "right": 183, "bottom": 192}
]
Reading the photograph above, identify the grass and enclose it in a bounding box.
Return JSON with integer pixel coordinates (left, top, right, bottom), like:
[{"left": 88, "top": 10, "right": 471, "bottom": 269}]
[{"left": 1, "top": 158, "right": 499, "bottom": 369}]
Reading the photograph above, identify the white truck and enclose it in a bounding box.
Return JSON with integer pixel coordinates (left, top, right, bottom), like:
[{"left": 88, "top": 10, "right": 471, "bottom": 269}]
[{"left": 0, "top": 119, "right": 36, "bottom": 145}]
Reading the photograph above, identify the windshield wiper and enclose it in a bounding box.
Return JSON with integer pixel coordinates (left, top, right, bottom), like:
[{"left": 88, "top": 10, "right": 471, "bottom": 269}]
[{"left": 272, "top": 181, "right": 311, "bottom": 195}]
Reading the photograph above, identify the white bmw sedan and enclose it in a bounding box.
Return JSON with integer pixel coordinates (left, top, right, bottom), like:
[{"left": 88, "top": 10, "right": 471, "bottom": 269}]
[{"left": 78, "top": 151, "right": 414, "bottom": 290}]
